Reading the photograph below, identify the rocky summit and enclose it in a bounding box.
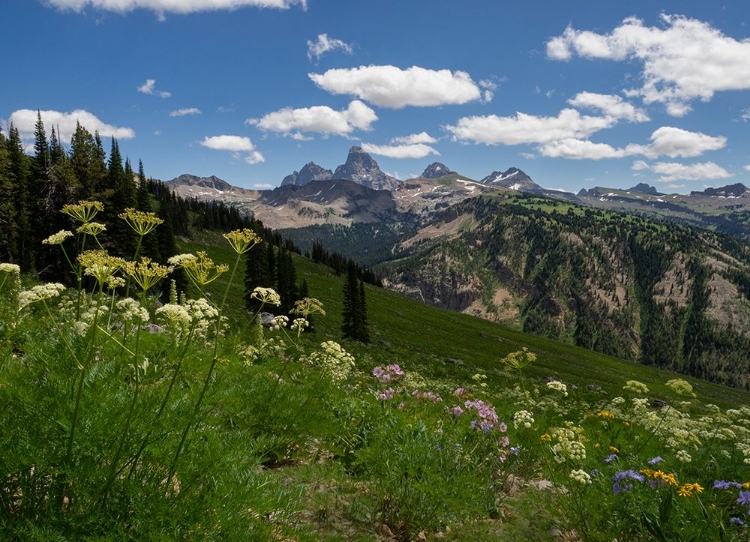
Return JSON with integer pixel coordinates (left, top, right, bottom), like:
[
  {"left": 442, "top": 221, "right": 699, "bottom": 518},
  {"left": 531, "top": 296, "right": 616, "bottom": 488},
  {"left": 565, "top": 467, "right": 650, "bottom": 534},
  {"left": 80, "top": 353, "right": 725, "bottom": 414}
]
[
  {"left": 420, "top": 162, "right": 456, "bottom": 179},
  {"left": 479, "top": 167, "right": 540, "bottom": 191},
  {"left": 332, "top": 146, "right": 400, "bottom": 191},
  {"left": 281, "top": 162, "right": 333, "bottom": 186}
]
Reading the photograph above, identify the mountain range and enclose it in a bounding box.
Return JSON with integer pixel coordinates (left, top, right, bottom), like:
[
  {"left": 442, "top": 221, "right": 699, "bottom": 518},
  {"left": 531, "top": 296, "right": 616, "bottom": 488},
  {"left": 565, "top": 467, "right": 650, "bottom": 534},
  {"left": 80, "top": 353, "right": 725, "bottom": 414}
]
[{"left": 163, "top": 146, "right": 750, "bottom": 387}]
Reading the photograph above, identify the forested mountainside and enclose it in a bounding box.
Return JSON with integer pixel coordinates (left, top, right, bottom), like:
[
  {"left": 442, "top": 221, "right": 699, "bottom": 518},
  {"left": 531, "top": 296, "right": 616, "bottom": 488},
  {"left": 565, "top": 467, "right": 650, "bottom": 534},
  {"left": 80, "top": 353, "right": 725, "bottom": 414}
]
[{"left": 382, "top": 194, "right": 750, "bottom": 388}]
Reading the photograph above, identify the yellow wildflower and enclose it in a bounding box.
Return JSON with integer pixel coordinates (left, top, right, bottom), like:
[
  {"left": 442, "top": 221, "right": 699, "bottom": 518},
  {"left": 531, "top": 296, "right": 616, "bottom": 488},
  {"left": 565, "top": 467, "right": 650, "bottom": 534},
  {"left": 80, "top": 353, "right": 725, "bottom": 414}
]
[
  {"left": 223, "top": 228, "right": 261, "bottom": 254},
  {"left": 119, "top": 208, "right": 164, "bottom": 236}
]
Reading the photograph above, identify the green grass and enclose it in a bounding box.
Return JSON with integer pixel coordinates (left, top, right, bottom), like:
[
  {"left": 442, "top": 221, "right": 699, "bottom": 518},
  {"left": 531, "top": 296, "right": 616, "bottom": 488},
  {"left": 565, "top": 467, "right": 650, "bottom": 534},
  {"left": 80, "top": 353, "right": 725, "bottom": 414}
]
[{"left": 4, "top": 227, "right": 750, "bottom": 541}]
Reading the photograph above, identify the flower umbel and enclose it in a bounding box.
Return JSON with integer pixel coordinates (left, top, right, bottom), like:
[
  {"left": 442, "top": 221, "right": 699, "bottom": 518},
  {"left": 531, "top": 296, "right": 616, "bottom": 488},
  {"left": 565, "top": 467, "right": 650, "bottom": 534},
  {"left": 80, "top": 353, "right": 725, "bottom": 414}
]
[
  {"left": 119, "top": 208, "right": 164, "bottom": 236},
  {"left": 223, "top": 228, "right": 261, "bottom": 254},
  {"left": 61, "top": 200, "right": 104, "bottom": 223},
  {"left": 42, "top": 230, "right": 74, "bottom": 245},
  {"left": 124, "top": 257, "right": 172, "bottom": 292}
]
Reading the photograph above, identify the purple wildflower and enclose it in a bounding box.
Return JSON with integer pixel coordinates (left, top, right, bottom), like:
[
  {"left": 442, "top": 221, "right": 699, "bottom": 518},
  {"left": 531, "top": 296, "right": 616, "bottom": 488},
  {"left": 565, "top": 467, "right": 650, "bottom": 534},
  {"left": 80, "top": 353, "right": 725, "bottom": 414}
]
[
  {"left": 377, "top": 387, "right": 395, "bottom": 401},
  {"left": 498, "top": 422, "right": 508, "bottom": 433},
  {"left": 604, "top": 453, "right": 618, "bottom": 463},
  {"left": 451, "top": 405, "right": 464, "bottom": 417},
  {"left": 648, "top": 456, "right": 662, "bottom": 465},
  {"left": 731, "top": 517, "right": 744, "bottom": 526},
  {"left": 591, "top": 469, "right": 599, "bottom": 476},
  {"left": 500, "top": 436, "right": 510, "bottom": 447},
  {"left": 737, "top": 491, "right": 750, "bottom": 506},
  {"left": 614, "top": 470, "right": 644, "bottom": 483},
  {"left": 714, "top": 480, "right": 742, "bottom": 490},
  {"left": 510, "top": 446, "right": 520, "bottom": 456}
]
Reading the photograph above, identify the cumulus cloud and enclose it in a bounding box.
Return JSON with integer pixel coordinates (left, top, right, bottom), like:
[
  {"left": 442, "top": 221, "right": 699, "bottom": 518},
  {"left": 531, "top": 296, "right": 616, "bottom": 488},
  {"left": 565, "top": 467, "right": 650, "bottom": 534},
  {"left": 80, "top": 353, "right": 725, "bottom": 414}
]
[
  {"left": 741, "top": 108, "right": 750, "bottom": 122},
  {"left": 547, "top": 14, "right": 750, "bottom": 116},
  {"left": 636, "top": 126, "right": 726, "bottom": 159},
  {"left": 170, "top": 108, "right": 202, "bottom": 117},
  {"left": 137, "top": 79, "right": 170, "bottom": 98},
  {"left": 9, "top": 109, "right": 135, "bottom": 142},
  {"left": 309, "top": 65, "right": 483, "bottom": 109},
  {"left": 46, "top": 0, "right": 306, "bottom": 16},
  {"left": 632, "top": 160, "right": 731, "bottom": 182},
  {"left": 444, "top": 108, "right": 616, "bottom": 146},
  {"left": 360, "top": 143, "right": 440, "bottom": 159},
  {"left": 540, "top": 139, "right": 627, "bottom": 160},
  {"left": 567, "top": 92, "right": 649, "bottom": 122},
  {"left": 744, "top": 164, "right": 750, "bottom": 172},
  {"left": 541, "top": 126, "right": 727, "bottom": 160},
  {"left": 391, "top": 132, "right": 438, "bottom": 145},
  {"left": 246, "top": 100, "right": 377, "bottom": 137},
  {"left": 200, "top": 134, "right": 264, "bottom": 164},
  {"left": 307, "top": 33, "right": 353, "bottom": 61}
]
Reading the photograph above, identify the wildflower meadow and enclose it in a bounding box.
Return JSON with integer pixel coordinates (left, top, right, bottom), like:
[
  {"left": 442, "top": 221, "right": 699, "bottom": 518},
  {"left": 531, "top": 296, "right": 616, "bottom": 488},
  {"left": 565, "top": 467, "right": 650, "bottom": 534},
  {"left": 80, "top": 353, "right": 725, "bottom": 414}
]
[{"left": 1, "top": 201, "right": 750, "bottom": 540}]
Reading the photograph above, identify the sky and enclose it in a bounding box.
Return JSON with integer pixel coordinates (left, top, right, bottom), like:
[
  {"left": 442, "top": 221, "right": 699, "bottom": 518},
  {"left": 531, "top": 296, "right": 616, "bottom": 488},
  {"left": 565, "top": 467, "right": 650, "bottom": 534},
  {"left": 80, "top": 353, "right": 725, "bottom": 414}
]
[{"left": 3, "top": 0, "right": 750, "bottom": 194}]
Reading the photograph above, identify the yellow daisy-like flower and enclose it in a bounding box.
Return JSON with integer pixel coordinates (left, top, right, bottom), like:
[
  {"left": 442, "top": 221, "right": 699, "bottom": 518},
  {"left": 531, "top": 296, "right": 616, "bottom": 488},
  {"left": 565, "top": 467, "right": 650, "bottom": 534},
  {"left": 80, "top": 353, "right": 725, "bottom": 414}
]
[
  {"left": 596, "top": 411, "right": 616, "bottom": 419},
  {"left": 609, "top": 446, "right": 619, "bottom": 453},
  {"left": 540, "top": 433, "right": 552, "bottom": 442},
  {"left": 743, "top": 482, "right": 750, "bottom": 489}
]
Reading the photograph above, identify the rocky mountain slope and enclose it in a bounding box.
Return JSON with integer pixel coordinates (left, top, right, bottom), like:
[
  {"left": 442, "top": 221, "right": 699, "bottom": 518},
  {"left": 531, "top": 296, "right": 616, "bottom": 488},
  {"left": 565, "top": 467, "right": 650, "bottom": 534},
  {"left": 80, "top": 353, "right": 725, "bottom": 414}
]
[{"left": 380, "top": 193, "right": 750, "bottom": 388}]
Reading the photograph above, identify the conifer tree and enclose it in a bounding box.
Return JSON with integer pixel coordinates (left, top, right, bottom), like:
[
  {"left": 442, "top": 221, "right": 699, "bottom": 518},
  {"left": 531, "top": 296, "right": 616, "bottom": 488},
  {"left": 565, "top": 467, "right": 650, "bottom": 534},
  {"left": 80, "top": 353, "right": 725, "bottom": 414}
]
[
  {"left": 341, "top": 259, "right": 369, "bottom": 342},
  {"left": 244, "top": 239, "right": 272, "bottom": 312},
  {"left": 7, "top": 124, "right": 31, "bottom": 270}
]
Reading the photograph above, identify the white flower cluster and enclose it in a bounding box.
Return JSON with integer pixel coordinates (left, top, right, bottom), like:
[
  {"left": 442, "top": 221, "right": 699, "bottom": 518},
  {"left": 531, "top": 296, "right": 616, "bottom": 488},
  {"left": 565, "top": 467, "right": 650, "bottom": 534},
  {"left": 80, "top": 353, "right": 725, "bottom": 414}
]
[
  {"left": 675, "top": 449, "right": 692, "bottom": 463},
  {"left": 307, "top": 341, "right": 355, "bottom": 383},
  {"left": 290, "top": 318, "right": 309, "bottom": 332},
  {"left": 19, "top": 283, "right": 66, "bottom": 310},
  {"left": 185, "top": 298, "right": 220, "bottom": 339},
  {"left": 241, "top": 336, "right": 286, "bottom": 365},
  {"left": 513, "top": 409, "right": 535, "bottom": 429},
  {"left": 156, "top": 303, "right": 192, "bottom": 335},
  {"left": 271, "top": 315, "right": 288, "bottom": 330},
  {"left": 116, "top": 298, "right": 149, "bottom": 325},
  {"left": 250, "top": 287, "right": 281, "bottom": 307},
  {"left": 549, "top": 427, "right": 587, "bottom": 464},
  {"left": 623, "top": 380, "right": 650, "bottom": 394},
  {"left": 546, "top": 380, "right": 568, "bottom": 397},
  {"left": 0, "top": 263, "right": 21, "bottom": 274},
  {"left": 569, "top": 469, "right": 592, "bottom": 485},
  {"left": 74, "top": 301, "right": 110, "bottom": 336}
]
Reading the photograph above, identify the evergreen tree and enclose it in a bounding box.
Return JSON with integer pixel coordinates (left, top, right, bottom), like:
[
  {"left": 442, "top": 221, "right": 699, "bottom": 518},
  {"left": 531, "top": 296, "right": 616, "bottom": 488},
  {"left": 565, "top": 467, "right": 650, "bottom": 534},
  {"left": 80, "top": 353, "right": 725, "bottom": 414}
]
[
  {"left": 0, "top": 132, "right": 15, "bottom": 261},
  {"left": 7, "top": 123, "right": 31, "bottom": 269},
  {"left": 244, "top": 239, "right": 271, "bottom": 312},
  {"left": 341, "top": 259, "right": 369, "bottom": 342}
]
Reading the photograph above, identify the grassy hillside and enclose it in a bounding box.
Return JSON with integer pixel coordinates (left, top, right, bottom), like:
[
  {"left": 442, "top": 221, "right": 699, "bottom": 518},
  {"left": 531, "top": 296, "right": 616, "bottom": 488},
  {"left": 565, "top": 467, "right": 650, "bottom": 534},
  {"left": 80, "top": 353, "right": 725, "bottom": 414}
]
[{"left": 4, "top": 222, "right": 750, "bottom": 541}]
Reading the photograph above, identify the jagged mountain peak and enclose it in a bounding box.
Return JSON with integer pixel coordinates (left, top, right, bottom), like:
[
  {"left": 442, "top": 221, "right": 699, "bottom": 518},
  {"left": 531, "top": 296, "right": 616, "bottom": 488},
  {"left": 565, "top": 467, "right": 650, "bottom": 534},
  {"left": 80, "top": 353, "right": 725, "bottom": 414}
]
[
  {"left": 629, "top": 183, "right": 661, "bottom": 195},
  {"left": 281, "top": 161, "right": 333, "bottom": 186},
  {"left": 332, "top": 146, "right": 400, "bottom": 191},
  {"left": 479, "top": 167, "right": 540, "bottom": 191},
  {"left": 421, "top": 162, "right": 455, "bottom": 179}
]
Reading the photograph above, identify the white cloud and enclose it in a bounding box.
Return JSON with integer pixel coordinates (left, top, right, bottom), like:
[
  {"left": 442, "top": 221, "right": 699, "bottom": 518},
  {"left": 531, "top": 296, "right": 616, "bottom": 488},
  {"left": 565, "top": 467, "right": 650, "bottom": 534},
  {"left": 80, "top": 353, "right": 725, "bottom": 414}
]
[
  {"left": 744, "top": 164, "right": 750, "bottom": 171},
  {"left": 741, "top": 108, "right": 750, "bottom": 122},
  {"left": 567, "top": 92, "right": 649, "bottom": 122},
  {"left": 540, "top": 139, "right": 626, "bottom": 160},
  {"left": 547, "top": 14, "right": 750, "bottom": 116},
  {"left": 390, "top": 132, "right": 438, "bottom": 145},
  {"left": 138, "top": 78, "right": 170, "bottom": 98},
  {"left": 307, "top": 33, "right": 353, "bottom": 61},
  {"left": 636, "top": 126, "right": 726, "bottom": 159},
  {"left": 309, "top": 65, "right": 483, "bottom": 109},
  {"left": 200, "top": 135, "right": 256, "bottom": 152},
  {"left": 253, "top": 183, "right": 274, "bottom": 189},
  {"left": 244, "top": 151, "right": 265, "bottom": 164},
  {"left": 632, "top": 160, "right": 731, "bottom": 182},
  {"left": 247, "top": 100, "right": 377, "bottom": 137},
  {"left": 360, "top": 143, "right": 439, "bottom": 159},
  {"left": 9, "top": 109, "right": 135, "bottom": 141},
  {"left": 170, "top": 108, "right": 202, "bottom": 117},
  {"left": 46, "top": 0, "right": 306, "bottom": 16},
  {"left": 444, "top": 108, "right": 616, "bottom": 146},
  {"left": 200, "top": 135, "right": 264, "bottom": 164}
]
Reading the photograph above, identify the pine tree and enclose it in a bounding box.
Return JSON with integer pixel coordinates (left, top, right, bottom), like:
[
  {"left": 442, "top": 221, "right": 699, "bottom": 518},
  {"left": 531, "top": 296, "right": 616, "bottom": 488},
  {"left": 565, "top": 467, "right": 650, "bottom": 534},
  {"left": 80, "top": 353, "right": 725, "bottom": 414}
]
[
  {"left": 341, "top": 259, "right": 369, "bottom": 342},
  {"left": 245, "top": 239, "right": 272, "bottom": 312},
  {"left": 0, "top": 132, "right": 15, "bottom": 261},
  {"left": 356, "top": 280, "right": 370, "bottom": 343},
  {"left": 7, "top": 123, "right": 31, "bottom": 270}
]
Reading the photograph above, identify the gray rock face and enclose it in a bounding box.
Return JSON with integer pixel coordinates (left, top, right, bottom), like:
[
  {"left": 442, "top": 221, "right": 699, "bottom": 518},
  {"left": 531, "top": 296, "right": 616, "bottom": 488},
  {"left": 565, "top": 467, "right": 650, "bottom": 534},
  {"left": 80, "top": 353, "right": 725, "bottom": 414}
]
[
  {"left": 479, "top": 167, "right": 539, "bottom": 191},
  {"left": 332, "top": 146, "right": 400, "bottom": 191},
  {"left": 167, "top": 174, "right": 233, "bottom": 191},
  {"left": 281, "top": 162, "right": 333, "bottom": 186},
  {"left": 421, "top": 162, "right": 455, "bottom": 179},
  {"left": 629, "top": 183, "right": 661, "bottom": 195}
]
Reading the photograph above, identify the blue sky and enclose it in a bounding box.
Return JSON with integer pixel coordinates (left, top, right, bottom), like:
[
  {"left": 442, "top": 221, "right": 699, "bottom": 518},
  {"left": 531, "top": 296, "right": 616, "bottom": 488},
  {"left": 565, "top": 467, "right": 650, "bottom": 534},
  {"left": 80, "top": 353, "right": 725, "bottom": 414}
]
[{"left": 3, "top": 0, "right": 750, "bottom": 193}]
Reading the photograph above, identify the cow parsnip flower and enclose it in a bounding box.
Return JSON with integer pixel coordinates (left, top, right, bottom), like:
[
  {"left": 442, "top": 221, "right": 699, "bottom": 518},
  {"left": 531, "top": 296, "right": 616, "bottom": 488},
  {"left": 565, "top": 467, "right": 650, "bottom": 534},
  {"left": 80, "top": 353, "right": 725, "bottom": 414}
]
[
  {"left": 42, "top": 230, "right": 74, "bottom": 245},
  {"left": 77, "top": 222, "right": 106, "bottom": 236},
  {"left": 223, "top": 228, "right": 261, "bottom": 254},
  {"left": 119, "top": 208, "right": 164, "bottom": 236},
  {"left": 124, "top": 257, "right": 172, "bottom": 292},
  {"left": 61, "top": 200, "right": 103, "bottom": 223}
]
